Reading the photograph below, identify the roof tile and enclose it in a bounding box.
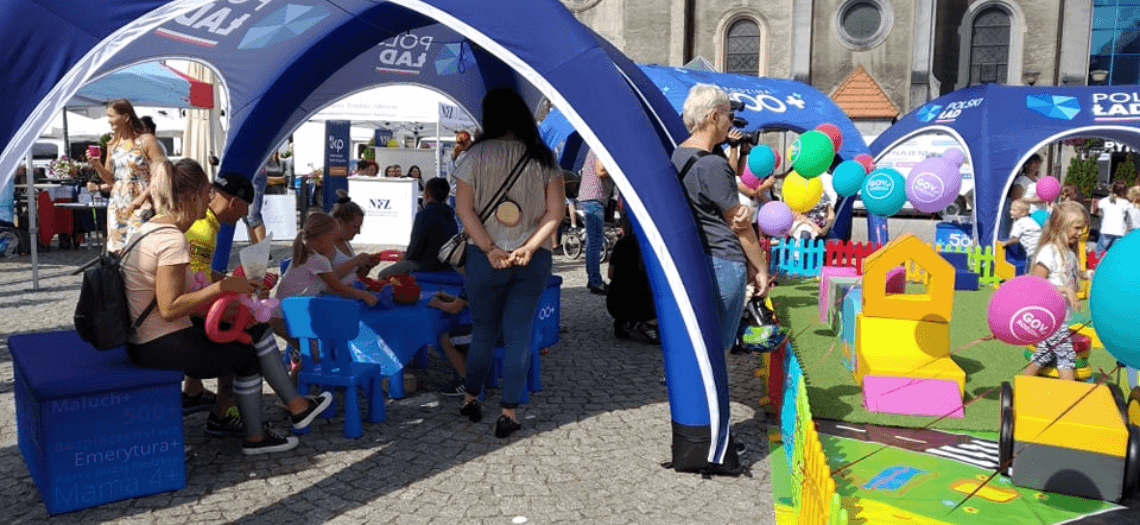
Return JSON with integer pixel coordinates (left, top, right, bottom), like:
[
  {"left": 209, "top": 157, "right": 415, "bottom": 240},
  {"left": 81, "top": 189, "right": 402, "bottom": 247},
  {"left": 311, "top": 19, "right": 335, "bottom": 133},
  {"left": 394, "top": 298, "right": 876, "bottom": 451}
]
[{"left": 830, "top": 65, "right": 899, "bottom": 119}]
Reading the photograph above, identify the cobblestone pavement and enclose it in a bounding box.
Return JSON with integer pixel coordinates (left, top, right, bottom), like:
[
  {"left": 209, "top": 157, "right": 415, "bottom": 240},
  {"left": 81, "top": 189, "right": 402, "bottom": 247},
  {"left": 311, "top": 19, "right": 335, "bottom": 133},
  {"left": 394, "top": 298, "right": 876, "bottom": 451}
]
[{"left": 0, "top": 244, "right": 775, "bottom": 524}]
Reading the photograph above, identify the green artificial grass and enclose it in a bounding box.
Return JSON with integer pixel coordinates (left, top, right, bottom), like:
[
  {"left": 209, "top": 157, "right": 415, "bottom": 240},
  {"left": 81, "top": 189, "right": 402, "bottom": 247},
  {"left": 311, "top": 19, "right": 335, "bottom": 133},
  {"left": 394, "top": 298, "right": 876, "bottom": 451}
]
[{"left": 769, "top": 278, "right": 1117, "bottom": 432}]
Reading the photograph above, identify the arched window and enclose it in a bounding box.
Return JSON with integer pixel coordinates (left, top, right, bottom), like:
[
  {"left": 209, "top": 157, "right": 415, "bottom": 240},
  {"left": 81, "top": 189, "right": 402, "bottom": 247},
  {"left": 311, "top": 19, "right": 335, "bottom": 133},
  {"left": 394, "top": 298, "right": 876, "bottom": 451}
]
[
  {"left": 725, "top": 19, "right": 760, "bottom": 76},
  {"left": 968, "top": 7, "right": 1011, "bottom": 86}
]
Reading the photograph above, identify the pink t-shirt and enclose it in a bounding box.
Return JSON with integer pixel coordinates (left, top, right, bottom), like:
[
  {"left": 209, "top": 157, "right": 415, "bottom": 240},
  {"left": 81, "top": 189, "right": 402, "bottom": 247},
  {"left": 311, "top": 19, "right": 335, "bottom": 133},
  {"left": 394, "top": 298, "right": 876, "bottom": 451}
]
[
  {"left": 274, "top": 252, "right": 334, "bottom": 317},
  {"left": 121, "top": 222, "right": 193, "bottom": 344}
]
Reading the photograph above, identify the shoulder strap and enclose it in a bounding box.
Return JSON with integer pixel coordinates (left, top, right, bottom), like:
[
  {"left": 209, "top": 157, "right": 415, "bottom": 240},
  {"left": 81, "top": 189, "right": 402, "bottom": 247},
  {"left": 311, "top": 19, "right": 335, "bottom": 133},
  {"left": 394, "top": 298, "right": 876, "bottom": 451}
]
[
  {"left": 122, "top": 224, "right": 180, "bottom": 329},
  {"left": 477, "top": 153, "right": 530, "bottom": 224},
  {"left": 678, "top": 150, "right": 710, "bottom": 181}
]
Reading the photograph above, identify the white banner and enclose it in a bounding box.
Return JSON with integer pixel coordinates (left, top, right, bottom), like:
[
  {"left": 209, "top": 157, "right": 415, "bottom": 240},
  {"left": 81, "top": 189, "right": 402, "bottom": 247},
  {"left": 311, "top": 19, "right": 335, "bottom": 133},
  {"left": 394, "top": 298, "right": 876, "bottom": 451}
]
[
  {"left": 348, "top": 177, "right": 419, "bottom": 246},
  {"left": 438, "top": 102, "right": 476, "bottom": 130},
  {"left": 234, "top": 194, "right": 297, "bottom": 243}
]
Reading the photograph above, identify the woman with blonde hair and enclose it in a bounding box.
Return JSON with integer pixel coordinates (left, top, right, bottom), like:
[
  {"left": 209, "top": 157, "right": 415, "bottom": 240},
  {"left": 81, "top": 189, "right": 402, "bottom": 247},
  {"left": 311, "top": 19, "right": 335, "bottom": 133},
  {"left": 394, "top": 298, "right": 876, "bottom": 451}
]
[
  {"left": 87, "top": 98, "right": 167, "bottom": 252},
  {"left": 121, "top": 158, "right": 332, "bottom": 455}
]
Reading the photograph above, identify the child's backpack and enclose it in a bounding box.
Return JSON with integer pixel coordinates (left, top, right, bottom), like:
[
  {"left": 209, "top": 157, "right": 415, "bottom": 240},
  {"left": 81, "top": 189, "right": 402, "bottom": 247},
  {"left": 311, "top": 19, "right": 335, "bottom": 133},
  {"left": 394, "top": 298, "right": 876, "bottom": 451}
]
[{"left": 73, "top": 227, "right": 175, "bottom": 350}]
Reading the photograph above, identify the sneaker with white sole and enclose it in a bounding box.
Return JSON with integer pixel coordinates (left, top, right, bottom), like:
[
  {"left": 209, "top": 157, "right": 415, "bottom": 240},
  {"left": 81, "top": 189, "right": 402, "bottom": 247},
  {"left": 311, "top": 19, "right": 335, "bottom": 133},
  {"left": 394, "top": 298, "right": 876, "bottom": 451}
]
[
  {"left": 241, "top": 424, "right": 299, "bottom": 455},
  {"left": 440, "top": 378, "right": 466, "bottom": 397},
  {"left": 291, "top": 392, "right": 333, "bottom": 430},
  {"left": 204, "top": 407, "right": 244, "bottom": 437}
]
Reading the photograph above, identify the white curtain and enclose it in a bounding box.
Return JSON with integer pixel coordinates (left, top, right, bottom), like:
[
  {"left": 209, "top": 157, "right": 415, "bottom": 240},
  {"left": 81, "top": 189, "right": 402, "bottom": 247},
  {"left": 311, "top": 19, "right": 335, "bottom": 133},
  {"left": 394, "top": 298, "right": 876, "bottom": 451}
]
[{"left": 180, "top": 62, "right": 218, "bottom": 178}]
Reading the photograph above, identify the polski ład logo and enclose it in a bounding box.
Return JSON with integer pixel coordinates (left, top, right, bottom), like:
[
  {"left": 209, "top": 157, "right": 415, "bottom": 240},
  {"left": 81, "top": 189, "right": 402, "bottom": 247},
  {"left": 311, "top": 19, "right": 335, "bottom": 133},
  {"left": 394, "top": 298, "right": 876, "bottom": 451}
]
[
  {"left": 865, "top": 173, "right": 894, "bottom": 199},
  {"left": 1009, "top": 306, "right": 1057, "bottom": 344},
  {"left": 910, "top": 172, "right": 943, "bottom": 203}
]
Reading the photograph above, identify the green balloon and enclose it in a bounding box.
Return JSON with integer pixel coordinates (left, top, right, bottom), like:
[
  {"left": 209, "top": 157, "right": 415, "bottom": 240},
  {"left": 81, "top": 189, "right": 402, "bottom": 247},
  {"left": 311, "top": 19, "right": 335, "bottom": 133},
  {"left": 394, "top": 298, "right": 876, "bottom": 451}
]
[{"left": 792, "top": 130, "right": 835, "bottom": 179}]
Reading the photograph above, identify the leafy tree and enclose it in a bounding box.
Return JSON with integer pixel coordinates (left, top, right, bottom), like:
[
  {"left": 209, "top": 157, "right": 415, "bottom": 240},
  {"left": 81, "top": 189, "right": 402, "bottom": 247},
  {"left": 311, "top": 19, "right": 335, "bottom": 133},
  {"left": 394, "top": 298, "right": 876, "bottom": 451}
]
[
  {"left": 1065, "top": 157, "right": 1099, "bottom": 198},
  {"left": 1114, "top": 154, "right": 1136, "bottom": 186}
]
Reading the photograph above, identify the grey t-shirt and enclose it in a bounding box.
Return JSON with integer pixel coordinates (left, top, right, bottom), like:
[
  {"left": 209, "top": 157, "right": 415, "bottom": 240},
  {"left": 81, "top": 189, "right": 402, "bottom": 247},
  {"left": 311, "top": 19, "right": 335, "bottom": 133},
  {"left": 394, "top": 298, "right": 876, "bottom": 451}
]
[{"left": 672, "top": 147, "right": 744, "bottom": 262}]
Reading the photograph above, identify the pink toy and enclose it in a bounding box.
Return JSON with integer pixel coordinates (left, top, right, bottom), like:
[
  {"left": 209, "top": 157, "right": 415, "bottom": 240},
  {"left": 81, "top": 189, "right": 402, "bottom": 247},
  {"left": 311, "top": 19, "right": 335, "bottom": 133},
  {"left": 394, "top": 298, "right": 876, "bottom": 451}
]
[
  {"left": 819, "top": 266, "right": 858, "bottom": 322},
  {"left": 756, "top": 201, "right": 793, "bottom": 237},
  {"left": 205, "top": 292, "right": 253, "bottom": 344},
  {"left": 863, "top": 376, "right": 964, "bottom": 418},
  {"left": 815, "top": 122, "right": 843, "bottom": 151},
  {"left": 1036, "top": 175, "right": 1061, "bottom": 202},
  {"left": 885, "top": 266, "right": 906, "bottom": 293},
  {"left": 988, "top": 275, "right": 1067, "bottom": 345},
  {"left": 854, "top": 153, "right": 874, "bottom": 174}
]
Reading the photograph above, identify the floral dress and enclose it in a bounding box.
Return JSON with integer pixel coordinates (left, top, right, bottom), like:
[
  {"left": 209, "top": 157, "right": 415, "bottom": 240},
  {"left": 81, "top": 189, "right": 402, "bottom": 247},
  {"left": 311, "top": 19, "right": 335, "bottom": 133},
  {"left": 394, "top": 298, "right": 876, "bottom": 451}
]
[{"left": 106, "top": 138, "right": 150, "bottom": 252}]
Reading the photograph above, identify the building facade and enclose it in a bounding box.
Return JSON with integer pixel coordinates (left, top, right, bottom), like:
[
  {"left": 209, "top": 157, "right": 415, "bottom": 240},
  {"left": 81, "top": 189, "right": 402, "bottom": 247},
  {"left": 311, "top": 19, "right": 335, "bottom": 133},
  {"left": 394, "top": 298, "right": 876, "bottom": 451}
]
[{"left": 564, "top": 0, "right": 1097, "bottom": 129}]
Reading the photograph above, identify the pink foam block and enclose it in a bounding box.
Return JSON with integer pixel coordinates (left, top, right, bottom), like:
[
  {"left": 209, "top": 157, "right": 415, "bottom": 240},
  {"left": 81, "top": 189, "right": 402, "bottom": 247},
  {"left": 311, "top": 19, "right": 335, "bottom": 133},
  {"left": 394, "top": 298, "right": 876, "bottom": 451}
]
[
  {"left": 862, "top": 376, "right": 964, "bottom": 418},
  {"left": 885, "top": 266, "right": 906, "bottom": 294},
  {"left": 819, "top": 266, "right": 859, "bottom": 322}
]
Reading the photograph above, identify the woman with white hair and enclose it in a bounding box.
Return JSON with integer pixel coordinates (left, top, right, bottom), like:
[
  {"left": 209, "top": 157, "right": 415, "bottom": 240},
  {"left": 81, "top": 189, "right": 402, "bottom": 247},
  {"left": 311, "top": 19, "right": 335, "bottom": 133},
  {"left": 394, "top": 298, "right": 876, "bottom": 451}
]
[{"left": 673, "top": 84, "right": 769, "bottom": 353}]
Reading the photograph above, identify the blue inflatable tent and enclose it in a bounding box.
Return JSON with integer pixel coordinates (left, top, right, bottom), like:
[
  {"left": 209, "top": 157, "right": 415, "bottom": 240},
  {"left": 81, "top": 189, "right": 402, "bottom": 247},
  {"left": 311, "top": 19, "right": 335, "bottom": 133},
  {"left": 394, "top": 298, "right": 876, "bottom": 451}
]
[
  {"left": 1, "top": 0, "right": 752, "bottom": 471},
  {"left": 871, "top": 83, "right": 1140, "bottom": 246},
  {"left": 541, "top": 63, "right": 876, "bottom": 241}
]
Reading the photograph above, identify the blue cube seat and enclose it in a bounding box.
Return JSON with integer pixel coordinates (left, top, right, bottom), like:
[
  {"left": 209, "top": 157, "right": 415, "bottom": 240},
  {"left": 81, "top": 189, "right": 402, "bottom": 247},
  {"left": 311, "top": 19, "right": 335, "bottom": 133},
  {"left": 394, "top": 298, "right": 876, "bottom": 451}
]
[{"left": 9, "top": 331, "right": 185, "bottom": 515}]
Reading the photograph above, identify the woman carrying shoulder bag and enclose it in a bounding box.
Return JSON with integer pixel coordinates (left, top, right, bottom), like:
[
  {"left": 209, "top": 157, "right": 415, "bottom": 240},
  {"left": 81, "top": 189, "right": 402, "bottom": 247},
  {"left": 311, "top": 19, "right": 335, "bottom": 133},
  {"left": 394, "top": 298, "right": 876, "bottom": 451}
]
[{"left": 452, "top": 88, "right": 565, "bottom": 438}]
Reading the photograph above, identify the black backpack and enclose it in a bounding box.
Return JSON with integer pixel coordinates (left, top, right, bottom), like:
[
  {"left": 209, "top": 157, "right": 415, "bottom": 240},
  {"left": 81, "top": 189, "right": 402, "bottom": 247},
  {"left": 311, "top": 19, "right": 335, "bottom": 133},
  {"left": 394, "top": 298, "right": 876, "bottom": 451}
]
[{"left": 73, "top": 227, "right": 174, "bottom": 350}]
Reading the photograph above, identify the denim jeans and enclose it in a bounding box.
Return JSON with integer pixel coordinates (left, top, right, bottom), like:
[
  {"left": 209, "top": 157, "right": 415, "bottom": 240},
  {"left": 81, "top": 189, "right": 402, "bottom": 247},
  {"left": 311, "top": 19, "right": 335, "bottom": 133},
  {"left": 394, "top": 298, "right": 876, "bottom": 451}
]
[
  {"left": 463, "top": 245, "right": 552, "bottom": 408},
  {"left": 707, "top": 255, "right": 748, "bottom": 352},
  {"left": 1096, "top": 232, "right": 1120, "bottom": 256},
  {"left": 581, "top": 200, "right": 606, "bottom": 288}
]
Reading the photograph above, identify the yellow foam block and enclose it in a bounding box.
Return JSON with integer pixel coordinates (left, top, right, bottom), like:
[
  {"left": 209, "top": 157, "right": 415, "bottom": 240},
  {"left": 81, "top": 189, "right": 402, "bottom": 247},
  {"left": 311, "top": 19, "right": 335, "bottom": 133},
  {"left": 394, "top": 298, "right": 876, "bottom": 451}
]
[
  {"left": 854, "top": 315, "right": 964, "bottom": 393},
  {"left": 993, "top": 242, "right": 1016, "bottom": 281},
  {"left": 1012, "top": 375, "right": 1127, "bottom": 457},
  {"left": 862, "top": 234, "right": 955, "bottom": 323}
]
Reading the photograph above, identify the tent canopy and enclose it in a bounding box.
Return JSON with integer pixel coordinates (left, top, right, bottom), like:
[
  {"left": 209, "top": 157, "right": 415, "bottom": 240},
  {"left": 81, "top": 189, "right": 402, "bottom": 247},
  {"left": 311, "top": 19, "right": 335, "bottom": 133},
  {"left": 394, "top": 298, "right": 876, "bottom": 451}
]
[
  {"left": 2, "top": 0, "right": 750, "bottom": 466},
  {"left": 870, "top": 83, "right": 1140, "bottom": 245},
  {"left": 71, "top": 61, "right": 214, "bottom": 110},
  {"left": 540, "top": 63, "right": 872, "bottom": 240}
]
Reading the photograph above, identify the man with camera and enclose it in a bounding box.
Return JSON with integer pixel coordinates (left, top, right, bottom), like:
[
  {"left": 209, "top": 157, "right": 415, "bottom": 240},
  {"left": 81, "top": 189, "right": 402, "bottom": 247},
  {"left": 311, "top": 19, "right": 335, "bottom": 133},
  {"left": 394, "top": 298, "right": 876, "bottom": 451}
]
[{"left": 672, "top": 85, "right": 769, "bottom": 354}]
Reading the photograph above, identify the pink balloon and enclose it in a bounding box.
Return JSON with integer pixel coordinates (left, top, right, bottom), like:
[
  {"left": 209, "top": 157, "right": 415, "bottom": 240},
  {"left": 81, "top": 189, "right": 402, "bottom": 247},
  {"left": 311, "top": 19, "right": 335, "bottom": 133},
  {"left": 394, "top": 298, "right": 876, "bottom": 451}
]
[
  {"left": 205, "top": 292, "right": 253, "bottom": 344},
  {"left": 740, "top": 169, "right": 761, "bottom": 190},
  {"left": 756, "top": 201, "right": 794, "bottom": 237},
  {"left": 815, "top": 123, "right": 843, "bottom": 151},
  {"left": 987, "top": 276, "right": 1067, "bottom": 345},
  {"left": 1036, "top": 175, "right": 1061, "bottom": 202},
  {"left": 854, "top": 153, "right": 874, "bottom": 174}
]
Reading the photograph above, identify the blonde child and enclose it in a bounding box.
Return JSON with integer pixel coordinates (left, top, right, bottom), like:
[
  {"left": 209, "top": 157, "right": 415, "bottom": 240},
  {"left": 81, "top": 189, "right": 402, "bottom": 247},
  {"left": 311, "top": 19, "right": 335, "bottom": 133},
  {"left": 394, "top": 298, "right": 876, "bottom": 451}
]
[
  {"left": 1127, "top": 186, "right": 1140, "bottom": 232},
  {"left": 1002, "top": 200, "right": 1042, "bottom": 257},
  {"left": 271, "top": 213, "right": 379, "bottom": 372},
  {"left": 1024, "top": 201, "right": 1090, "bottom": 381}
]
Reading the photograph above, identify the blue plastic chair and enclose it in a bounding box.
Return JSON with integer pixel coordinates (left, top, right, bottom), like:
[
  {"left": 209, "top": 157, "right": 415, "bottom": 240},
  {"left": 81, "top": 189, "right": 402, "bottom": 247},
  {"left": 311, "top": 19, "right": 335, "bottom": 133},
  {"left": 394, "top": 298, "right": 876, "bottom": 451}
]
[{"left": 282, "top": 296, "right": 384, "bottom": 438}]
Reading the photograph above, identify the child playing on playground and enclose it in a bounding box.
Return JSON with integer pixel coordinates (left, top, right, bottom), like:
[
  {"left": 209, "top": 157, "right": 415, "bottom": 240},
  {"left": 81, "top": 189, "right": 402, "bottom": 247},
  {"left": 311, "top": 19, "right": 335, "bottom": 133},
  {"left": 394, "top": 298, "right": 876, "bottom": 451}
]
[
  {"left": 271, "top": 213, "right": 379, "bottom": 376},
  {"left": 1023, "top": 201, "right": 1090, "bottom": 381},
  {"left": 1002, "top": 200, "right": 1042, "bottom": 258}
]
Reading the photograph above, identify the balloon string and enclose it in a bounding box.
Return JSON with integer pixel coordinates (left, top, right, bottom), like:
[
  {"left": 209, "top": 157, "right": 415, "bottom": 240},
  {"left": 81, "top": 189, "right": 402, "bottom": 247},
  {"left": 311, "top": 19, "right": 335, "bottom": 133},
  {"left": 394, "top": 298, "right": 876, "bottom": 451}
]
[
  {"left": 805, "top": 339, "right": 837, "bottom": 374},
  {"left": 948, "top": 364, "right": 1121, "bottom": 516}
]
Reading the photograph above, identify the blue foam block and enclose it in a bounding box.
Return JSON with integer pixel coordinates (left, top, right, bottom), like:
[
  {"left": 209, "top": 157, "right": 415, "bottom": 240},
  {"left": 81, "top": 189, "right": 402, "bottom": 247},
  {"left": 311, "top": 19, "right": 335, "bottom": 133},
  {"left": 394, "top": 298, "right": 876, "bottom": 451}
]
[
  {"left": 939, "top": 251, "right": 970, "bottom": 272},
  {"left": 954, "top": 269, "right": 979, "bottom": 291},
  {"left": 10, "top": 331, "right": 185, "bottom": 515}
]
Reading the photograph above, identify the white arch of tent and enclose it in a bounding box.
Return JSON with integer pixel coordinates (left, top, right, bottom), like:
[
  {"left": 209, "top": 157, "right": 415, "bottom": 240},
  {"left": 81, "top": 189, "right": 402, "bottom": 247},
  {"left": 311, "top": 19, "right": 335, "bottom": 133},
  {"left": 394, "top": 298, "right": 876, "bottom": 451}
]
[{"left": 990, "top": 125, "right": 1140, "bottom": 246}]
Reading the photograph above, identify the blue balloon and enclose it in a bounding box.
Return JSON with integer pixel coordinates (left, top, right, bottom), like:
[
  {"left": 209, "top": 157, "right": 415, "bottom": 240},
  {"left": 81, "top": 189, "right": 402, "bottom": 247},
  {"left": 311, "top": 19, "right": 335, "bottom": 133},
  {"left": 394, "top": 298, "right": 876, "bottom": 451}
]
[
  {"left": 832, "top": 160, "right": 866, "bottom": 197},
  {"left": 1090, "top": 231, "right": 1140, "bottom": 367},
  {"left": 1030, "top": 209, "right": 1049, "bottom": 227},
  {"left": 861, "top": 167, "right": 907, "bottom": 217},
  {"left": 748, "top": 145, "right": 777, "bottom": 177}
]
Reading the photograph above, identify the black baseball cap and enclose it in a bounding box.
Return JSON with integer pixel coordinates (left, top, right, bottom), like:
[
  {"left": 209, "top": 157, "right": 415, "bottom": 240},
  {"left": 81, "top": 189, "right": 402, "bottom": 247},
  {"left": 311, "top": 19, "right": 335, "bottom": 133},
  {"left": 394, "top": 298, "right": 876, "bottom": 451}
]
[{"left": 213, "top": 172, "right": 255, "bottom": 204}]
